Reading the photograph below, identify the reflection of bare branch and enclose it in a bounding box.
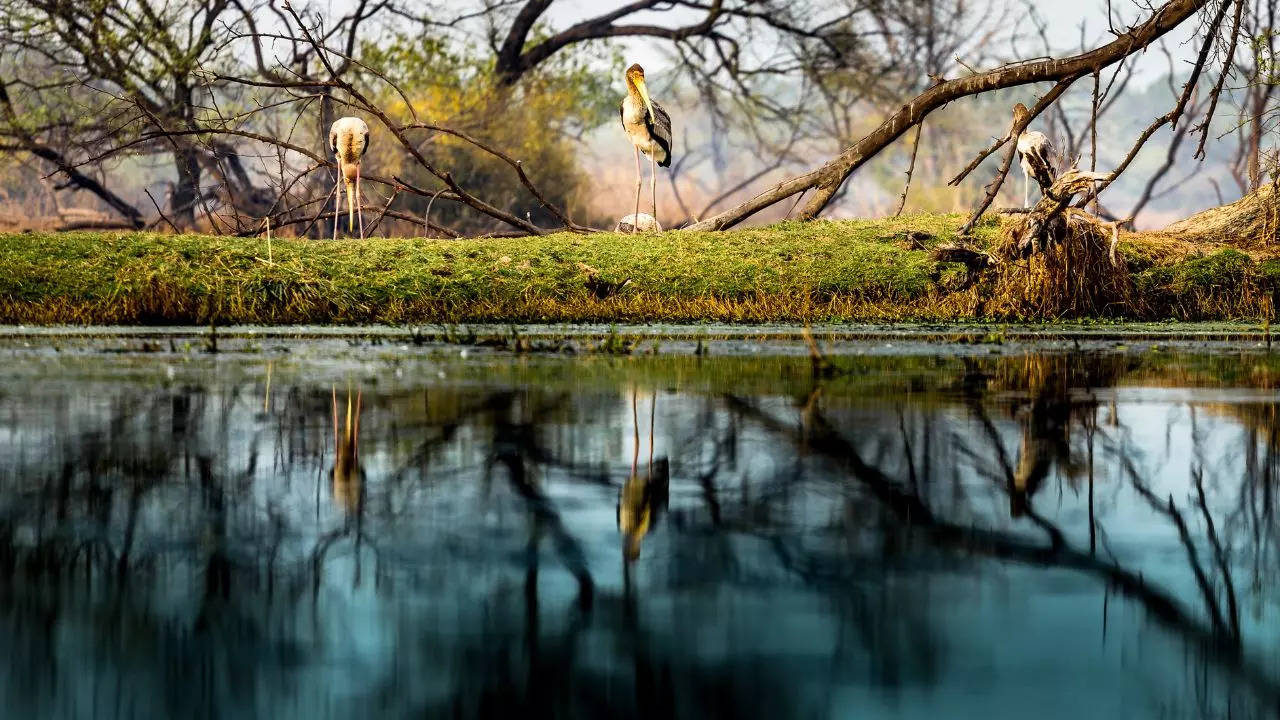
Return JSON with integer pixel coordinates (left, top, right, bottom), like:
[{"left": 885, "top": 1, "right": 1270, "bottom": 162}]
[
  {"left": 1194, "top": 466, "right": 1242, "bottom": 642},
  {"left": 482, "top": 392, "right": 594, "bottom": 606},
  {"left": 726, "top": 394, "right": 1278, "bottom": 702},
  {"left": 1122, "top": 457, "right": 1236, "bottom": 645}
]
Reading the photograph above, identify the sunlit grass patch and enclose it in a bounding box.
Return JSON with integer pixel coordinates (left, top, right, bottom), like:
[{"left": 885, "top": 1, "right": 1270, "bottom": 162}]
[{"left": 0, "top": 214, "right": 1276, "bottom": 325}]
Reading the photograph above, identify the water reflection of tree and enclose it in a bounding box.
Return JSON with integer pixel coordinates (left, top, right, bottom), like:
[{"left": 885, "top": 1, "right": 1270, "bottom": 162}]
[
  {"left": 2, "top": 356, "right": 1280, "bottom": 717},
  {"left": 726, "top": 352, "right": 1280, "bottom": 716}
]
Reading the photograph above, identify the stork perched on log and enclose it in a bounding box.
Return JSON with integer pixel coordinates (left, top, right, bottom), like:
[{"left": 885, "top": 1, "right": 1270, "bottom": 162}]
[
  {"left": 329, "top": 116, "right": 369, "bottom": 240},
  {"left": 619, "top": 64, "right": 672, "bottom": 232},
  {"left": 1011, "top": 103, "right": 1056, "bottom": 209}
]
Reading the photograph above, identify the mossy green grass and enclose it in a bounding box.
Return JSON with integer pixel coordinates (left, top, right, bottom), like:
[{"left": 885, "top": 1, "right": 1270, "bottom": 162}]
[{"left": 1, "top": 214, "right": 1274, "bottom": 324}]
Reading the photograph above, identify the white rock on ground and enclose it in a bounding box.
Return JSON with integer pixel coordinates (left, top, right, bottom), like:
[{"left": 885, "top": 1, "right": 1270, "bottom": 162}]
[{"left": 615, "top": 213, "right": 662, "bottom": 233}]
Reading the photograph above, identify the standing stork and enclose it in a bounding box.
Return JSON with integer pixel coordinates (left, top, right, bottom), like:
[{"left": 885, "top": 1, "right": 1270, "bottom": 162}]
[
  {"left": 1011, "top": 103, "right": 1056, "bottom": 208},
  {"left": 619, "top": 64, "right": 672, "bottom": 232},
  {"left": 329, "top": 116, "right": 370, "bottom": 240}
]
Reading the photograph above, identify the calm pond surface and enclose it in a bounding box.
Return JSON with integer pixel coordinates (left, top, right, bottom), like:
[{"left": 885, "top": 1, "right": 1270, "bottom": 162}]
[{"left": 2, "top": 329, "right": 1280, "bottom": 718}]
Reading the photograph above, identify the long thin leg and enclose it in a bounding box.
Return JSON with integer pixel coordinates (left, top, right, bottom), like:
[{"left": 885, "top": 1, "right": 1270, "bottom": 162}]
[
  {"left": 356, "top": 168, "right": 365, "bottom": 241},
  {"left": 633, "top": 146, "right": 642, "bottom": 234},
  {"left": 648, "top": 392, "right": 655, "bottom": 477},
  {"left": 333, "top": 176, "right": 342, "bottom": 241},
  {"left": 631, "top": 389, "right": 639, "bottom": 477},
  {"left": 650, "top": 153, "right": 657, "bottom": 228}
]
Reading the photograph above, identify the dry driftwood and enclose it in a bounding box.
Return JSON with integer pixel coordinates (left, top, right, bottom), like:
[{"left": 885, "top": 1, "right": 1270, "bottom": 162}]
[
  {"left": 983, "top": 167, "right": 1131, "bottom": 318},
  {"left": 1004, "top": 169, "right": 1110, "bottom": 258},
  {"left": 931, "top": 242, "right": 993, "bottom": 270}
]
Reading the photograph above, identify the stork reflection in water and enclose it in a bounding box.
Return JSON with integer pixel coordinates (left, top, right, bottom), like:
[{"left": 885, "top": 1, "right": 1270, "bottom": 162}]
[
  {"left": 619, "top": 389, "right": 669, "bottom": 567},
  {"left": 331, "top": 386, "right": 363, "bottom": 514}
]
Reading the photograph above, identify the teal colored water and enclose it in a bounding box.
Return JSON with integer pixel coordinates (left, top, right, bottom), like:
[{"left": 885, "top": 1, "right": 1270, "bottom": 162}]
[{"left": 0, "top": 333, "right": 1277, "bottom": 718}]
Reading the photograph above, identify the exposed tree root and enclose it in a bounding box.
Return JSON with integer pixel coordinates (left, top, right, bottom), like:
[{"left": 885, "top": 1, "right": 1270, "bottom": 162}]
[{"left": 980, "top": 170, "right": 1130, "bottom": 318}]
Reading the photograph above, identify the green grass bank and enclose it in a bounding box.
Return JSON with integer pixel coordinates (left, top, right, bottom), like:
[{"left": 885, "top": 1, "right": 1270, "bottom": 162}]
[{"left": 1, "top": 214, "right": 1276, "bottom": 325}]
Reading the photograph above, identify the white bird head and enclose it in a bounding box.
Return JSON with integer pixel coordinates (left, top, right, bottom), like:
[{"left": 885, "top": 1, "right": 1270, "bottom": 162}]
[{"left": 625, "top": 64, "right": 655, "bottom": 121}]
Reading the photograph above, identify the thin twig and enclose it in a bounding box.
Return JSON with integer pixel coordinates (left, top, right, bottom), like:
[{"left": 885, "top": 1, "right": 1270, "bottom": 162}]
[
  {"left": 1194, "top": 0, "right": 1246, "bottom": 160},
  {"left": 144, "top": 188, "right": 180, "bottom": 233},
  {"left": 1090, "top": 69, "right": 1100, "bottom": 214},
  {"left": 894, "top": 121, "right": 924, "bottom": 217},
  {"left": 363, "top": 189, "right": 398, "bottom": 237}
]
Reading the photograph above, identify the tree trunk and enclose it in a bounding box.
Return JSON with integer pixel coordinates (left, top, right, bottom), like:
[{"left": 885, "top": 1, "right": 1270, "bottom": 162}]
[
  {"left": 1248, "top": 93, "right": 1264, "bottom": 191},
  {"left": 493, "top": 0, "right": 553, "bottom": 85},
  {"left": 170, "top": 147, "right": 202, "bottom": 227}
]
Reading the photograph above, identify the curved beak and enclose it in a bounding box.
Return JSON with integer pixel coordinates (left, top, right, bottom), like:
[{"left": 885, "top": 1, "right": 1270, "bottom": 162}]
[{"left": 634, "top": 76, "right": 655, "bottom": 121}]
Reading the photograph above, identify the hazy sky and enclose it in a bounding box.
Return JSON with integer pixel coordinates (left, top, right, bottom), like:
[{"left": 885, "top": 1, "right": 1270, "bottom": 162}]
[{"left": 541, "top": 0, "right": 1200, "bottom": 87}]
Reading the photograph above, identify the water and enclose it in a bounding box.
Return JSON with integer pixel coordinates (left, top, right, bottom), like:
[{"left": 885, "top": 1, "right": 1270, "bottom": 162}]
[{"left": 1, "top": 330, "right": 1279, "bottom": 718}]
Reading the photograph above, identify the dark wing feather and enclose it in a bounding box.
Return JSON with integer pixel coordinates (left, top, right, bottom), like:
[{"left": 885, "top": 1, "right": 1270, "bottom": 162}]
[
  {"left": 361, "top": 131, "right": 369, "bottom": 156},
  {"left": 646, "top": 101, "right": 674, "bottom": 168},
  {"left": 1026, "top": 150, "right": 1054, "bottom": 192},
  {"left": 1021, "top": 138, "right": 1056, "bottom": 193}
]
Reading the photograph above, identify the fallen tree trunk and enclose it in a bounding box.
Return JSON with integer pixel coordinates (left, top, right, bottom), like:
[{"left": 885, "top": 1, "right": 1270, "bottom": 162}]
[{"left": 685, "top": 0, "right": 1210, "bottom": 231}]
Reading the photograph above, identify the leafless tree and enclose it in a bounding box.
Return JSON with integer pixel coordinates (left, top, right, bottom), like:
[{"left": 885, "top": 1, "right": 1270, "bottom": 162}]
[
  {"left": 1229, "top": 0, "right": 1279, "bottom": 192},
  {"left": 686, "top": 0, "right": 1232, "bottom": 231}
]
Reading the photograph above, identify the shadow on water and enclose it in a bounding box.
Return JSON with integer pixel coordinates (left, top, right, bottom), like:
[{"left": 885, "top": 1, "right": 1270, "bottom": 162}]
[{"left": 2, "top": 349, "right": 1280, "bottom": 717}]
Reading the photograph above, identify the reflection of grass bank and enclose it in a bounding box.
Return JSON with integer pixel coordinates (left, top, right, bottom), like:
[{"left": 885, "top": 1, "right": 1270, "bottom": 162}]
[{"left": 1, "top": 214, "right": 1278, "bottom": 324}]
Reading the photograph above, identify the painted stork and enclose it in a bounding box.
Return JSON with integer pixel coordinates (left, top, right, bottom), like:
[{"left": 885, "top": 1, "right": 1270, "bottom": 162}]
[
  {"left": 329, "top": 116, "right": 370, "bottom": 240},
  {"left": 619, "top": 64, "right": 672, "bottom": 232},
  {"left": 1011, "top": 103, "right": 1056, "bottom": 208}
]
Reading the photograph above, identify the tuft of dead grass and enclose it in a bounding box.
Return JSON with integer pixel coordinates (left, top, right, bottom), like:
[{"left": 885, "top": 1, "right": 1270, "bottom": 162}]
[
  {"left": 975, "top": 209, "right": 1131, "bottom": 320},
  {"left": 1165, "top": 182, "right": 1280, "bottom": 249}
]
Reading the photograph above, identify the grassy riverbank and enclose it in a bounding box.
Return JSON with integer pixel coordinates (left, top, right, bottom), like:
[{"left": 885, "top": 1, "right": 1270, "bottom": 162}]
[{"left": 1, "top": 215, "right": 1276, "bottom": 324}]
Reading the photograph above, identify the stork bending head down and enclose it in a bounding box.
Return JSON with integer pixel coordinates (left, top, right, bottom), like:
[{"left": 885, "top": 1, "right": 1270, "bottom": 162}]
[
  {"left": 329, "top": 116, "right": 370, "bottom": 240},
  {"left": 1011, "top": 103, "right": 1057, "bottom": 209}
]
